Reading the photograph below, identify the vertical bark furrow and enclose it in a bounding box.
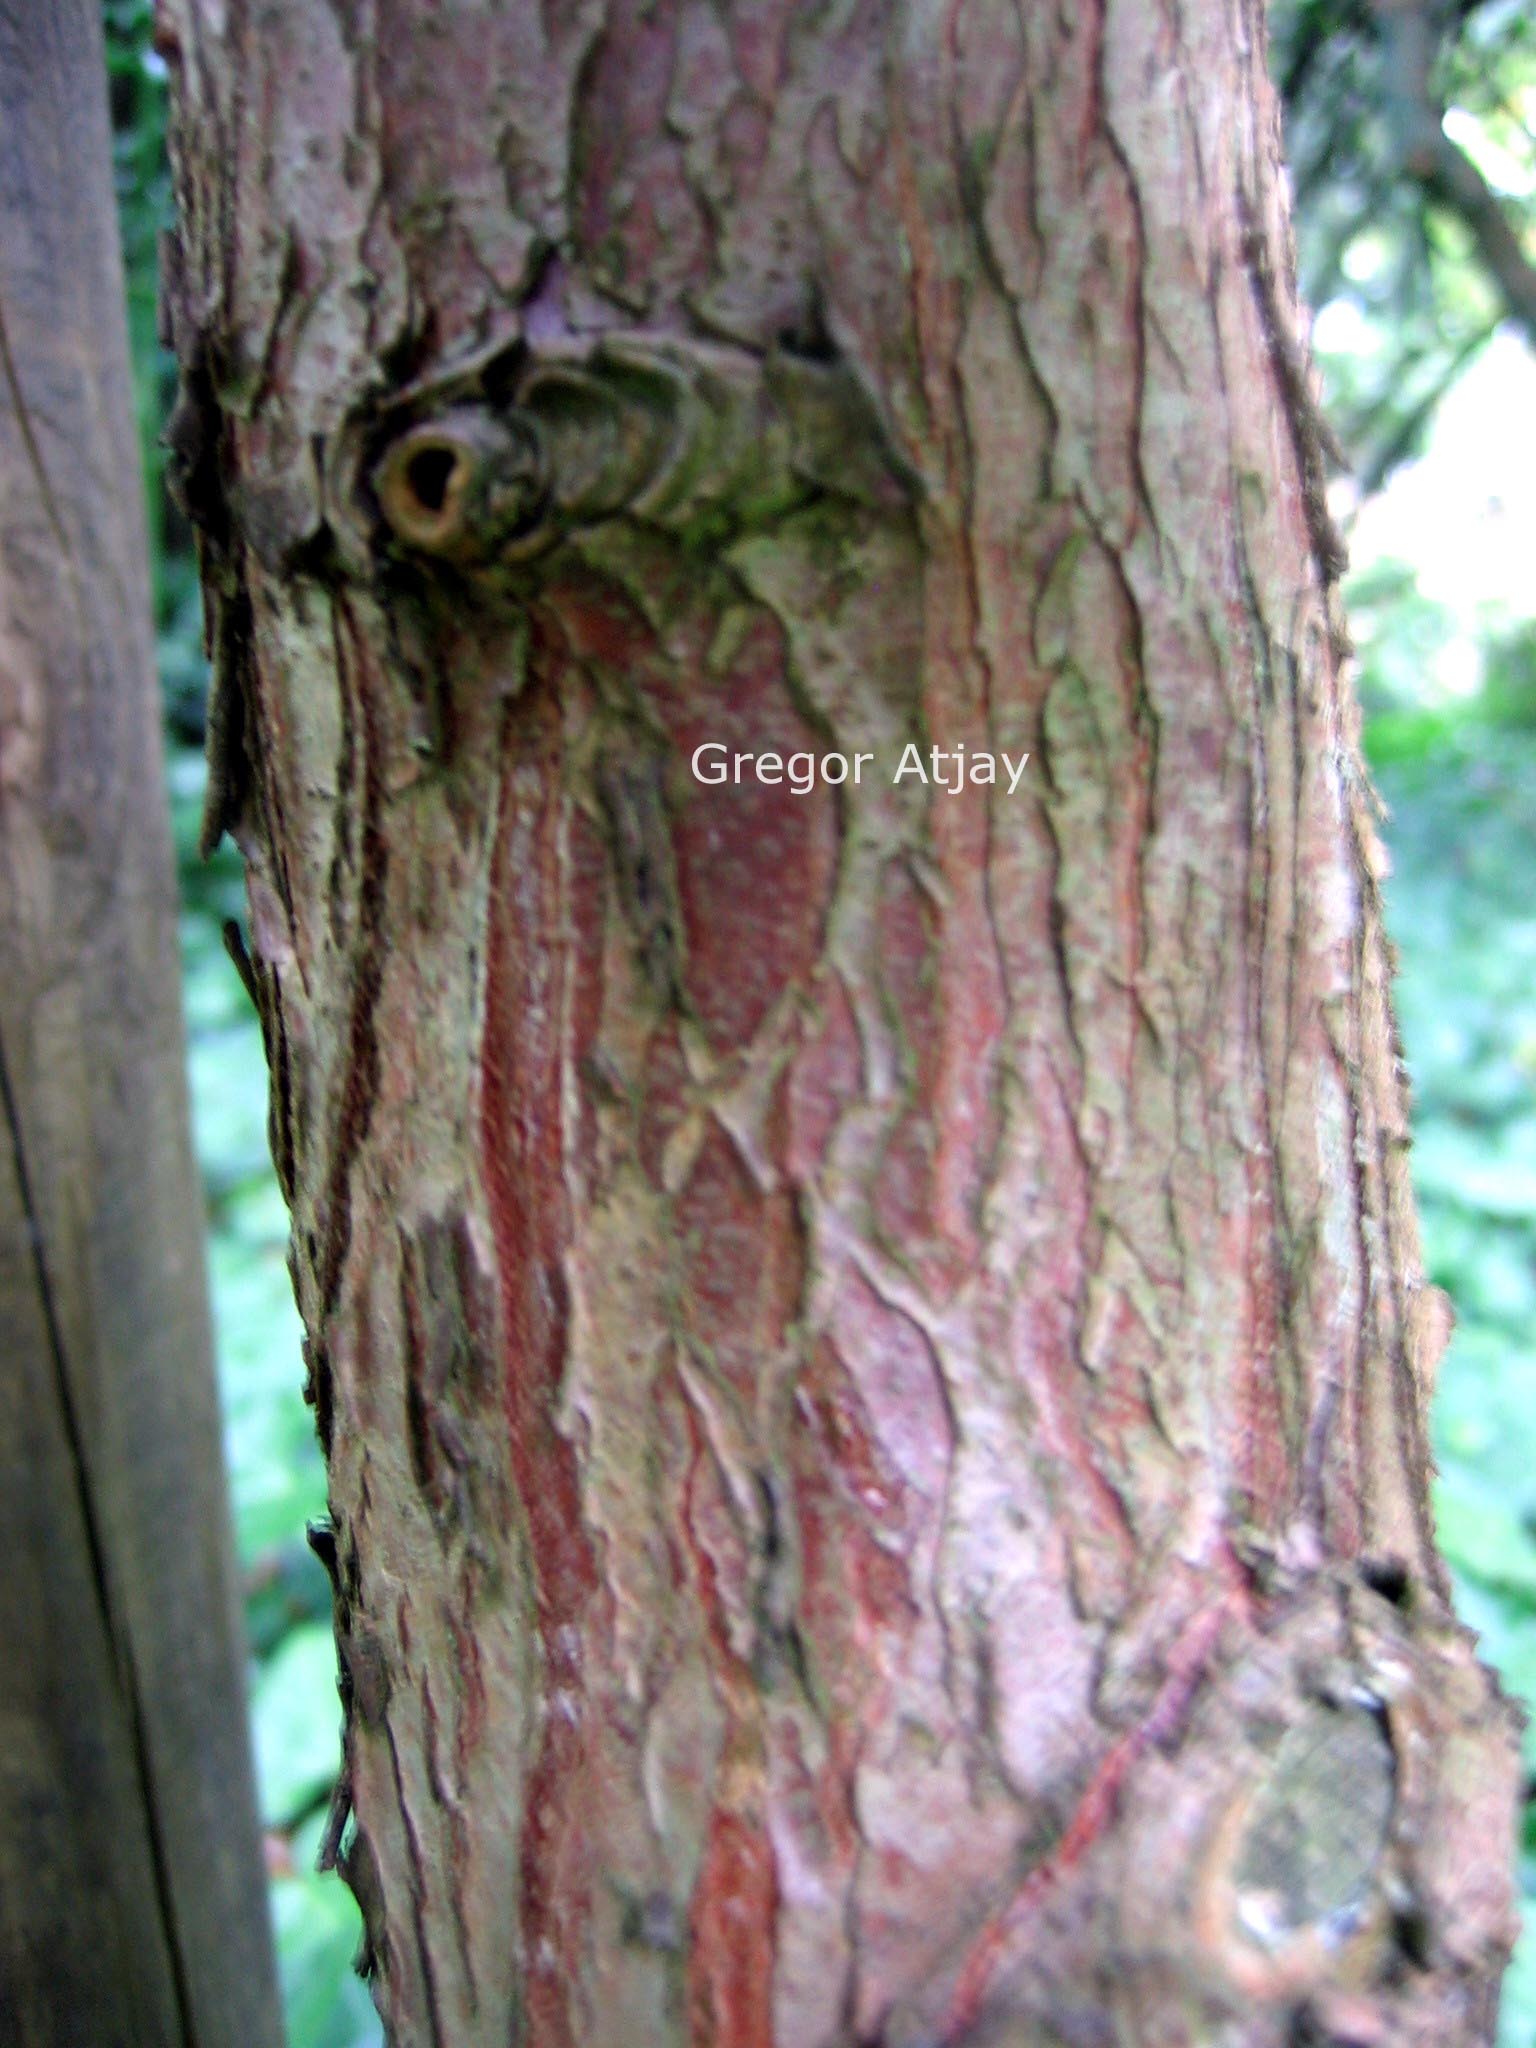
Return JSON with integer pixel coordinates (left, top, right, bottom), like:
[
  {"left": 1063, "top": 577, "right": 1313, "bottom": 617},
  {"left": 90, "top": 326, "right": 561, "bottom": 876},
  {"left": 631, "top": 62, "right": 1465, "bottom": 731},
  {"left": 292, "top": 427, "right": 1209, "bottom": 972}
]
[{"left": 479, "top": 677, "right": 600, "bottom": 2048}]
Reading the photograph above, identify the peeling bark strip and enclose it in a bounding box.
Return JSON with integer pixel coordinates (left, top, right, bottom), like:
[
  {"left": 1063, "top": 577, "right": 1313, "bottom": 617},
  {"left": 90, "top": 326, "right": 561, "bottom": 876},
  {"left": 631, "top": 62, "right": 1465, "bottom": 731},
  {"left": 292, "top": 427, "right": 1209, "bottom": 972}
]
[{"left": 162, "top": 2, "right": 1520, "bottom": 2043}]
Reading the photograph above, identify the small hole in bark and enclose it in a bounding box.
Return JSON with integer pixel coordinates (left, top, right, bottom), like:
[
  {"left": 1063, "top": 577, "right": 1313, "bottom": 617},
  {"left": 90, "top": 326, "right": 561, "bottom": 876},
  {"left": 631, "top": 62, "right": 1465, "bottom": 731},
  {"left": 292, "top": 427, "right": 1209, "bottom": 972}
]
[
  {"left": 403, "top": 443, "right": 459, "bottom": 514},
  {"left": 776, "top": 319, "right": 836, "bottom": 363},
  {"left": 1392, "top": 1895, "right": 1434, "bottom": 1970},
  {"left": 375, "top": 424, "right": 476, "bottom": 550},
  {"left": 405, "top": 1375, "right": 433, "bottom": 1494},
  {"left": 756, "top": 1469, "right": 782, "bottom": 1560},
  {"left": 775, "top": 287, "right": 837, "bottom": 362},
  {"left": 1360, "top": 1555, "right": 1412, "bottom": 1608},
  {"left": 373, "top": 410, "right": 549, "bottom": 559},
  {"left": 314, "top": 1354, "right": 335, "bottom": 1457}
]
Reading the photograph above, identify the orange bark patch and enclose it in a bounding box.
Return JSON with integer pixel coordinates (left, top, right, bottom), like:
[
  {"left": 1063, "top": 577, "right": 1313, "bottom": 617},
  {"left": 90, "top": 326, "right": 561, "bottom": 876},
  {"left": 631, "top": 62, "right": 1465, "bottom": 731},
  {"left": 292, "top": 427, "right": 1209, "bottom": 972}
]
[
  {"left": 785, "top": 973, "right": 863, "bottom": 1180},
  {"left": 480, "top": 671, "right": 600, "bottom": 2048},
  {"left": 686, "top": 1806, "right": 778, "bottom": 2048},
  {"left": 675, "top": 1123, "right": 805, "bottom": 1405},
  {"left": 664, "top": 620, "right": 836, "bottom": 1051}
]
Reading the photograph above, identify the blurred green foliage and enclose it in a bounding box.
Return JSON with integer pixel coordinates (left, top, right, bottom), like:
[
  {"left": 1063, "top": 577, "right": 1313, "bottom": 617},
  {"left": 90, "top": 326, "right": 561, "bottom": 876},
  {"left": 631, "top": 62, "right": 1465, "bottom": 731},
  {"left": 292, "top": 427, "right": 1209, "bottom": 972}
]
[
  {"left": 101, "top": 1, "right": 1535, "bottom": 2042},
  {"left": 1274, "top": 0, "right": 1536, "bottom": 494}
]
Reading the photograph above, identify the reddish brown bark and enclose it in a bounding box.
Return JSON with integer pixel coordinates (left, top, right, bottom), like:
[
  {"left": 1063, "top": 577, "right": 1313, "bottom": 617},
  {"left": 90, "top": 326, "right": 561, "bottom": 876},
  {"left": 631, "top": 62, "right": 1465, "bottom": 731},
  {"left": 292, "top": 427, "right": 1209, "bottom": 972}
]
[{"left": 161, "top": 2, "right": 1520, "bottom": 2043}]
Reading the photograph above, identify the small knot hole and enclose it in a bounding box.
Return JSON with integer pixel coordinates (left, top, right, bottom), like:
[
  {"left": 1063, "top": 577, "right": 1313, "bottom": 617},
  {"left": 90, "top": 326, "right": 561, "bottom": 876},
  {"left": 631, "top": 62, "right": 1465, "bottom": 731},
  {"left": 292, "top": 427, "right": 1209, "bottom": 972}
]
[{"left": 403, "top": 443, "right": 459, "bottom": 515}]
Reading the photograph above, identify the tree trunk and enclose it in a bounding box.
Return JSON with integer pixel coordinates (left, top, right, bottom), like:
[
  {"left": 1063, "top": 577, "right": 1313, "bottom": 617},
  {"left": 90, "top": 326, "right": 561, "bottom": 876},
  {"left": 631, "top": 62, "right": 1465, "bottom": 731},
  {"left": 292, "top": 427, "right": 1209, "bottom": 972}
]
[
  {"left": 0, "top": 4, "right": 283, "bottom": 2045},
  {"left": 160, "top": 2, "right": 1521, "bottom": 2043}
]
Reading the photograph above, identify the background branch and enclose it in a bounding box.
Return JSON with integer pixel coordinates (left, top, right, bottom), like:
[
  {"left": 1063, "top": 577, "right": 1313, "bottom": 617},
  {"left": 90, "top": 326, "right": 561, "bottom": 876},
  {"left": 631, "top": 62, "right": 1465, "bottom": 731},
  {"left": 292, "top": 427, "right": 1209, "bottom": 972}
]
[{"left": 1374, "top": 0, "right": 1536, "bottom": 348}]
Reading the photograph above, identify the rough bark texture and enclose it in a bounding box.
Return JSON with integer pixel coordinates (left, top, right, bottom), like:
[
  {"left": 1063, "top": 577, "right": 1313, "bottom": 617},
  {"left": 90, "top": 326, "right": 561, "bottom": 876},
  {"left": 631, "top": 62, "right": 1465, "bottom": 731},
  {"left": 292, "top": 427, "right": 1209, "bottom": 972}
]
[
  {"left": 161, "top": 2, "right": 1522, "bottom": 2044},
  {"left": 0, "top": 4, "right": 282, "bottom": 2044}
]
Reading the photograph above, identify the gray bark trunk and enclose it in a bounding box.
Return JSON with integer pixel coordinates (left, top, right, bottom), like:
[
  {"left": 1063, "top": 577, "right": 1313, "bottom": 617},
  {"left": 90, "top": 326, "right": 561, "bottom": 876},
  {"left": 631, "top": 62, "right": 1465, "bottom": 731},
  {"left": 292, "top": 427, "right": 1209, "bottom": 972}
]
[
  {"left": 161, "top": 2, "right": 1522, "bottom": 2043},
  {"left": 0, "top": 4, "right": 283, "bottom": 2042}
]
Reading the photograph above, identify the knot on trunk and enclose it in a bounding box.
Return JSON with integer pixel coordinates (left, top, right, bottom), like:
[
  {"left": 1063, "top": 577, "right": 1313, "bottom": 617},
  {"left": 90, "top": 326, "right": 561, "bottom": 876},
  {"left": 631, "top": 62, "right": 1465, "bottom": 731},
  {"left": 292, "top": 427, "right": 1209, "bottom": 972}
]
[
  {"left": 353, "top": 332, "right": 916, "bottom": 582},
  {"left": 374, "top": 410, "right": 549, "bottom": 563}
]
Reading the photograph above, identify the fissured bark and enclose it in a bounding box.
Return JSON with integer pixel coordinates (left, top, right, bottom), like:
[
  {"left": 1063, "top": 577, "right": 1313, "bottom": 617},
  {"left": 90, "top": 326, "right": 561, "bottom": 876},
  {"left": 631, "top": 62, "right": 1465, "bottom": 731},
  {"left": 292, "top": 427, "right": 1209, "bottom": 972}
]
[{"left": 161, "top": 2, "right": 1520, "bottom": 2042}]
